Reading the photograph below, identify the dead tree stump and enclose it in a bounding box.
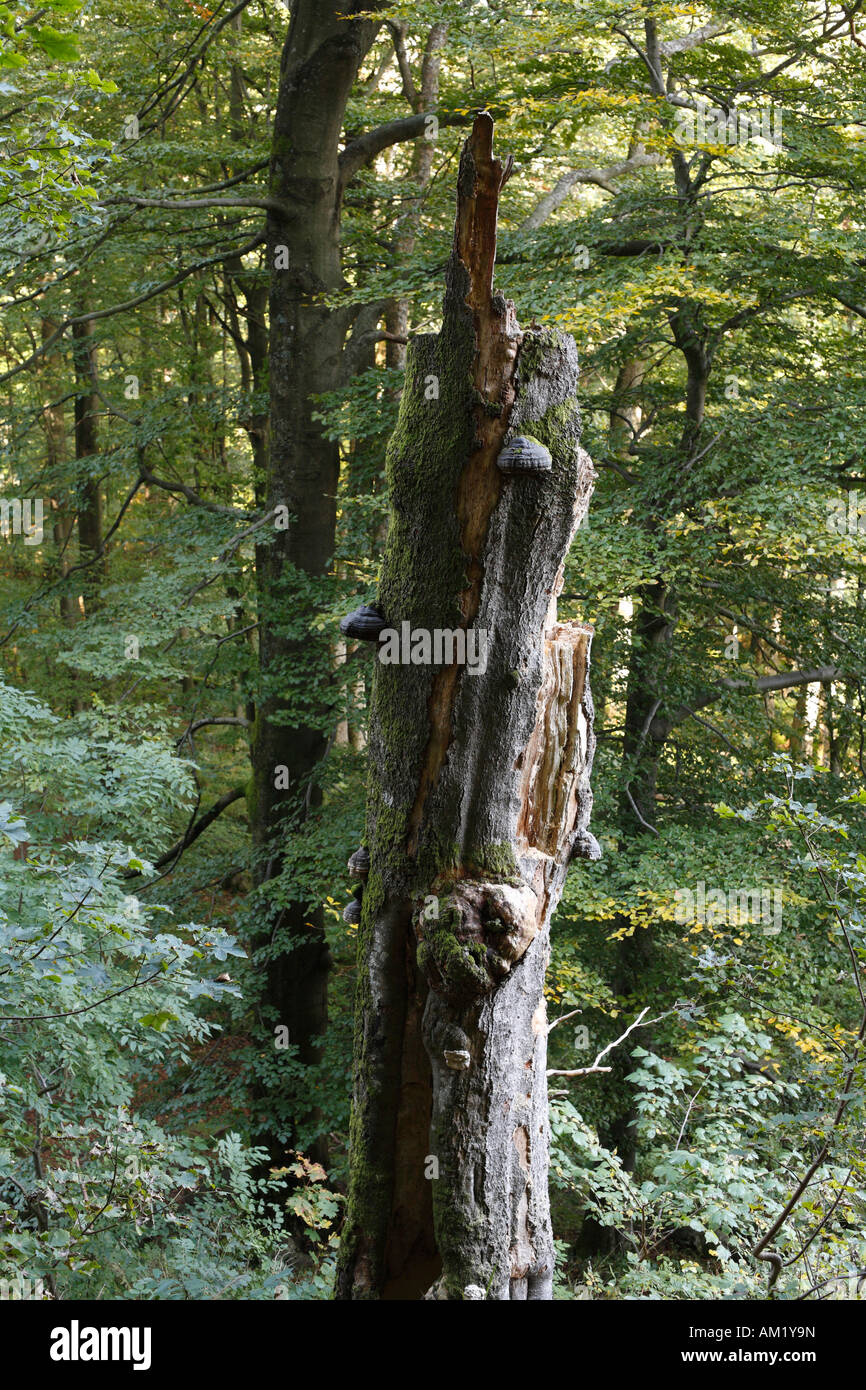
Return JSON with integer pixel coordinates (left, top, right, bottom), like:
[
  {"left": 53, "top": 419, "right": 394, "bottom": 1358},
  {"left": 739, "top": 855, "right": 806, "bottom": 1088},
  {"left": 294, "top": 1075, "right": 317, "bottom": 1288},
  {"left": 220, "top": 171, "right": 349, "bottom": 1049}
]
[{"left": 336, "top": 112, "right": 597, "bottom": 1302}]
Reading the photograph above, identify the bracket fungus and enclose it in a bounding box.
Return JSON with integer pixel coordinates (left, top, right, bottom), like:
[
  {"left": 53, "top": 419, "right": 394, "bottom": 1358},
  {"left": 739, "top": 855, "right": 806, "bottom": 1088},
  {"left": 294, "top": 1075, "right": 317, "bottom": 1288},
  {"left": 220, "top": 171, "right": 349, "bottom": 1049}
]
[
  {"left": 343, "top": 892, "right": 363, "bottom": 925},
  {"left": 496, "top": 434, "right": 553, "bottom": 476},
  {"left": 347, "top": 845, "right": 370, "bottom": 880},
  {"left": 339, "top": 603, "right": 388, "bottom": 642}
]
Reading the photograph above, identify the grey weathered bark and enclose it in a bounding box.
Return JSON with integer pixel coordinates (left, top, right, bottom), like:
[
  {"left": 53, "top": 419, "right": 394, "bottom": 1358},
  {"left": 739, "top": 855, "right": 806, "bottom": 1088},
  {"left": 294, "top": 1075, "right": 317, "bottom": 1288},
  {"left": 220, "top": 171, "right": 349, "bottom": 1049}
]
[{"left": 336, "top": 113, "right": 596, "bottom": 1301}]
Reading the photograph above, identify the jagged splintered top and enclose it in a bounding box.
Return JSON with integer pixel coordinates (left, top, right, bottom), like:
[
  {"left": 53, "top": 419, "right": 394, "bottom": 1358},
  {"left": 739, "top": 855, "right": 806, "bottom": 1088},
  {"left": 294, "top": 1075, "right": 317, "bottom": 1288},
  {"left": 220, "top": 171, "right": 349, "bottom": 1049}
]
[{"left": 445, "top": 111, "right": 520, "bottom": 342}]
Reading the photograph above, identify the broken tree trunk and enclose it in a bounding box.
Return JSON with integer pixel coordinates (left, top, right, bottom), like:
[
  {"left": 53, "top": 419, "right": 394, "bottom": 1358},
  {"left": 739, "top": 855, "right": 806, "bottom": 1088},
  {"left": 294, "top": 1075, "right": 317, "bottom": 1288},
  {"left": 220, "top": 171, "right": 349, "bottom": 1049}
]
[{"left": 335, "top": 112, "right": 597, "bottom": 1302}]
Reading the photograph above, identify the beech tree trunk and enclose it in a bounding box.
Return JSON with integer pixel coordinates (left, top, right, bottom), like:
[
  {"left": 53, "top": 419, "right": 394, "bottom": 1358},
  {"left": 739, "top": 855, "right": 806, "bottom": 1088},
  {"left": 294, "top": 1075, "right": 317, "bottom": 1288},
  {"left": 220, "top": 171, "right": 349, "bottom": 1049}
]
[
  {"left": 336, "top": 114, "right": 597, "bottom": 1301},
  {"left": 250, "top": 1, "right": 380, "bottom": 1162}
]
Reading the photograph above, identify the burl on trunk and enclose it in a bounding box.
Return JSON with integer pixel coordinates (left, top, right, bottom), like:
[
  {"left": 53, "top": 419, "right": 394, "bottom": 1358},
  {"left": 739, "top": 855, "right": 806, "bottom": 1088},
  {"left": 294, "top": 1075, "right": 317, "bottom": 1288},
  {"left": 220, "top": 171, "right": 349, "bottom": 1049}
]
[{"left": 336, "top": 113, "right": 597, "bottom": 1301}]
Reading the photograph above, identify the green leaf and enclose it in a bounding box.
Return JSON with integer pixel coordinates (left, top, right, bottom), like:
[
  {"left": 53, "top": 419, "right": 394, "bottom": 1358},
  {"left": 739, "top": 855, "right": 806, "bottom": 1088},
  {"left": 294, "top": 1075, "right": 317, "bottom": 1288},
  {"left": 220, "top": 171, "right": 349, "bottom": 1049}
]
[
  {"left": 138, "top": 1011, "right": 177, "bottom": 1032},
  {"left": 36, "top": 27, "right": 79, "bottom": 61}
]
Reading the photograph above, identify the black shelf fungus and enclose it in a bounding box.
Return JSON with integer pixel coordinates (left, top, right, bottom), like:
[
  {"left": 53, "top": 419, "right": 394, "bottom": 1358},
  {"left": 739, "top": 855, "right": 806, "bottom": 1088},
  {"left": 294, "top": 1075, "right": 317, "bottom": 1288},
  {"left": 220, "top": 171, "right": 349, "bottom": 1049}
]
[
  {"left": 347, "top": 846, "right": 370, "bottom": 880},
  {"left": 343, "top": 893, "right": 363, "bottom": 925},
  {"left": 496, "top": 434, "right": 553, "bottom": 476},
  {"left": 339, "top": 602, "right": 388, "bottom": 641}
]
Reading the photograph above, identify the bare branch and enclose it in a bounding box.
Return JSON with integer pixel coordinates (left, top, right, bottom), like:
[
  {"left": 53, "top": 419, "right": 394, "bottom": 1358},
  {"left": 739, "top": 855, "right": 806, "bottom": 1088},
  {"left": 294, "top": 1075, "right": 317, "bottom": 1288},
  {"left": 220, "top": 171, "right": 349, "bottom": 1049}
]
[
  {"left": 126, "top": 786, "right": 248, "bottom": 879},
  {"left": 139, "top": 467, "right": 254, "bottom": 518},
  {"left": 658, "top": 23, "right": 729, "bottom": 56},
  {"left": 547, "top": 1008, "right": 583, "bottom": 1034},
  {"left": 519, "top": 151, "right": 660, "bottom": 232},
  {"left": 177, "top": 715, "right": 251, "bottom": 747},
  {"left": 107, "top": 194, "right": 286, "bottom": 214},
  {"left": 625, "top": 785, "right": 659, "bottom": 836},
  {"left": 548, "top": 1007, "right": 669, "bottom": 1077},
  {"left": 339, "top": 111, "right": 471, "bottom": 186}
]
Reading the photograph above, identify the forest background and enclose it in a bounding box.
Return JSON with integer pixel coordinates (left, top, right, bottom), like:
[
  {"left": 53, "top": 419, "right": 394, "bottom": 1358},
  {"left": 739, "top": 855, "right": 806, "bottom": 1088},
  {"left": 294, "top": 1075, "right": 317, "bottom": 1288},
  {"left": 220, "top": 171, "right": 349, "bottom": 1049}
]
[{"left": 1, "top": 0, "right": 866, "bottom": 1302}]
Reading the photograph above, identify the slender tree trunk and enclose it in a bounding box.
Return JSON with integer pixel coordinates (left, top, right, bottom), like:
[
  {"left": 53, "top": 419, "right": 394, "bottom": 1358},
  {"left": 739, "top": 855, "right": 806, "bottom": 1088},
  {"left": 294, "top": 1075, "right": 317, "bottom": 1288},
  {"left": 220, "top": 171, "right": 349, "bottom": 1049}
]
[
  {"left": 41, "top": 317, "right": 75, "bottom": 627},
  {"left": 72, "top": 317, "right": 103, "bottom": 607},
  {"left": 604, "top": 579, "right": 676, "bottom": 1170},
  {"left": 225, "top": 10, "right": 270, "bottom": 489},
  {"left": 384, "top": 23, "right": 448, "bottom": 372},
  {"left": 608, "top": 355, "right": 646, "bottom": 459},
  {"left": 602, "top": 324, "right": 706, "bottom": 1169},
  {"left": 336, "top": 114, "right": 596, "bottom": 1301}
]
